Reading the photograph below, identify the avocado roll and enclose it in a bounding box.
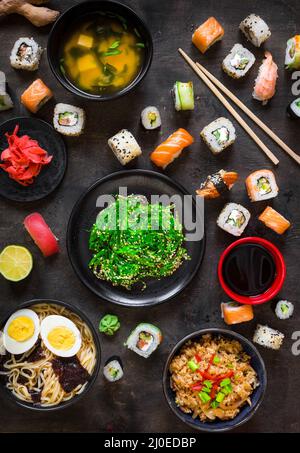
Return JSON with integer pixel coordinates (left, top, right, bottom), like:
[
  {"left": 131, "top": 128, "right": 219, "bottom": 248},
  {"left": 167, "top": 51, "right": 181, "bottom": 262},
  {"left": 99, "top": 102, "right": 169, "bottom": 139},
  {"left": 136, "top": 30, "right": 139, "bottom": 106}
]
[
  {"left": 125, "top": 323, "right": 162, "bottom": 358},
  {"left": 285, "top": 36, "right": 300, "bottom": 70},
  {"left": 217, "top": 203, "right": 250, "bottom": 237},
  {"left": 275, "top": 300, "right": 294, "bottom": 320},
  {"left": 53, "top": 103, "right": 85, "bottom": 136},
  {"left": 173, "top": 81, "right": 195, "bottom": 111},
  {"left": 287, "top": 98, "right": 300, "bottom": 119},
  {"left": 103, "top": 356, "right": 124, "bottom": 382},
  {"left": 222, "top": 44, "right": 255, "bottom": 79},
  {"left": 200, "top": 117, "right": 236, "bottom": 154},
  {"left": 10, "top": 37, "right": 42, "bottom": 71},
  {"left": 141, "top": 106, "right": 161, "bottom": 130},
  {"left": 245, "top": 169, "right": 278, "bottom": 202}
]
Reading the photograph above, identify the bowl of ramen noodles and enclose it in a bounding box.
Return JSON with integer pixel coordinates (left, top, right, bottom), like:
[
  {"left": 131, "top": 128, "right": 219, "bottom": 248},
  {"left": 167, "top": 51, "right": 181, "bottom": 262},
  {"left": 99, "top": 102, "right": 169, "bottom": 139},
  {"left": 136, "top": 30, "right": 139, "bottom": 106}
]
[
  {"left": 0, "top": 299, "right": 100, "bottom": 410},
  {"left": 163, "top": 328, "right": 267, "bottom": 432},
  {"left": 47, "top": 1, "right": 153, "bottom": 100}
]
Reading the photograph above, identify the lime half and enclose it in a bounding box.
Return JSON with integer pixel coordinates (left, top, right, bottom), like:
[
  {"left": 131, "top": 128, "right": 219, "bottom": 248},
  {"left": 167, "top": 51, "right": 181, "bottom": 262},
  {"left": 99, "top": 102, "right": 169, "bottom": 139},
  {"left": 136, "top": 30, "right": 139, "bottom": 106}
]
[{"left": 0, "top": 245, "right": 33, "bottom": 282}]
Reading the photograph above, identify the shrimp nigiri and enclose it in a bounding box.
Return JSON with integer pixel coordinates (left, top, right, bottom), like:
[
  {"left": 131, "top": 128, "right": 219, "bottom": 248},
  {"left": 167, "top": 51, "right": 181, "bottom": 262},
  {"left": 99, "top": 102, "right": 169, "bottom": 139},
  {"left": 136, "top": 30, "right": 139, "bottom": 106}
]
[
  {"left": 150, "top": 128, "right": 194, "bottom": 169},
  {"left": 253, "top": 51, "right": 278, "bottom": 105}
]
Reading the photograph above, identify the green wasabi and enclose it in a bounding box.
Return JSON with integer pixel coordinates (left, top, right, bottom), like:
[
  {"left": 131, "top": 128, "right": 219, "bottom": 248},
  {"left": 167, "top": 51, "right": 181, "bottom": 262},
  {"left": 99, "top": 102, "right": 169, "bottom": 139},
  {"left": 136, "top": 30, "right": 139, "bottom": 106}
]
[{"left": 99, "top": 314, "right": 120, "bottom": 336}]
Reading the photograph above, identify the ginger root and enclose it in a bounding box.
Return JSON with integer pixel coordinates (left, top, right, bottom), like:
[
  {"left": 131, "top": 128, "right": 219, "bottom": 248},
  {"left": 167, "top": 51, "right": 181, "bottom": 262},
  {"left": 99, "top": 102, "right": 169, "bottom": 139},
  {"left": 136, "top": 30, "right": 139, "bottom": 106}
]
[{"left": 0, "top": 0, "right": 60, "bottom": 27}]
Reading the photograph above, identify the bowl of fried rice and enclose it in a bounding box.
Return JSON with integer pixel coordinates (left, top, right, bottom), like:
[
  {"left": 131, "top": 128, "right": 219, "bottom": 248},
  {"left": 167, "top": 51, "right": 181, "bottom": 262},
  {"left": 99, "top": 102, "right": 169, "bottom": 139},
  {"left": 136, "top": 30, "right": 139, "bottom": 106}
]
[{"left": 163, "top": 328, "right": 267, "bottom": 432}]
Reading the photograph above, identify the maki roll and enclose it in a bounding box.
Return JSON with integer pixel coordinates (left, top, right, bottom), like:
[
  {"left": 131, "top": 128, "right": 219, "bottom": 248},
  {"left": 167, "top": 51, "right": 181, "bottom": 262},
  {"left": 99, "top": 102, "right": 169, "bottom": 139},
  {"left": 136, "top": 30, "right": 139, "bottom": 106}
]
[
  {"left": 222, "top": 44, "right": 255, "bottom": 79},
  {"left": 200, "top": 117, "right": 236, "bottom": 154},
  {"left": 287, "top": 98, "right": 300, "bottom": 119},
  {"left": 0, "top": 71, "right": 13, "bottom": 111},
  {"left": 196, "top": 169, "right": 239, "bottom": 199},
  {"left": 103, "top": 356, "right": 124, "bottom": 382},
  {"left": 172, "top": 81, "right": 195, "bottom": 111},
  {"left": 245, "top": 169, "right": 278, "bottom": 202},
  {"left": 10, "top": 37, "right": 42, "bottom": 71},
  {"left": 258, "top": 206, "right": 291, "bottom": 235},
  {"left": 108, "top": 129, "right": 142, "bottom": 165},
  {"left": 285, "top": 36, "right": 300, "bottom": 70},
  {"left": 21, "top": 79, "right": 53, "bottom": 113},
  {"left": 125, "top": 323, "right": 162, "bottom": 358},
  {"left": 141, "top": 106, "right": 161, "bottom": 130},
  {"left": 192, "top": 17, "right": 224, "bottom": 54},
  {"left": 275, "top": 300, "right": 294, "bottom": 320},
  {"left": 217, "top": 203, "right": 250, "bottom": 236},
  {"left": 53, "top": 103, "right": 85, "bottom": 136},
  {"left": 239, "top": 14, "right": 271, "bottom": 47},
  {"left": 253, "top": 324, "right": 284, "bottom": 350},
  {"left": 221, "top": 302, "right": 254, "bottom": 325}
]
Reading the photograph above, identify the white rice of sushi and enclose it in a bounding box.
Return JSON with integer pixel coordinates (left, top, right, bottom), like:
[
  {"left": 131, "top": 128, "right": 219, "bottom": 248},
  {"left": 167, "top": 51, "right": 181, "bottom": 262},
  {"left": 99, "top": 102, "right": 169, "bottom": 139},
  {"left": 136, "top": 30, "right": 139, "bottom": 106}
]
[
  {"left": 0, "top": 71, "right": 13, "bottom": 111},
  {"left": 253, "top": 324, "right": 284, "bottom": 350},
  {"left": 53, "top": 103, "right": 85, "bottom": 136},
  {"left": 200, "top": 117, "right": 236, "bottom": 154},
  {"left": 239, "top": 14, "right": 271, "bottom": 47},
  {"left": 108, "top": 129, "right": 142, "bottom": 165},
  {"left": 10, "top": 37, "right": 43, "bottom": 71},
  {"left": 246, "top": 170, "right": 279, "bottom": 202},
  {"left": 125, "top": 323, "right": 162, "bottom": 358},
  {"left": 275, "top": 300, "right": 294, "bottom": 320},
  {"left": 289, "top": 98, "right": 300, "bottom": 118},
  {"left": 103, "top": 358, "right": 123, "bottom": 382},
  {"left": 141, "top": 106, "right": 161, "bottom": 130},
  {"left": 222, "top": 44, "right": 255, "bottom": 79},
  {"left": 217, "top": 202, "right": 250, "bottom": 236}
]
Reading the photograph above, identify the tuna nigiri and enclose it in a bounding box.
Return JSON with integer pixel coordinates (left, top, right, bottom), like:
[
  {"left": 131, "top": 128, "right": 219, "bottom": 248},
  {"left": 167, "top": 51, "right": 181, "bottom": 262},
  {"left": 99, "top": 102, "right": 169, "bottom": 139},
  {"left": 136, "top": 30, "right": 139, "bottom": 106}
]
[
  {"left": 150, "top": 128, "right": 194, "bottom": 169},
  {"left": 192, "top": 17, "right": 224, "bottom": 54},
  {"left": 21, "top": 79, "right": 53, "bottom": 113},
  {"left": 24, "top": 213, "right": 59, "bottom": 257},
  {"left": 221, "top": 302, "right": 254, "bottom": 325},
  {"left": 253, "top": 51, "right": 278, "bottom": 105},
  {"left": 258, "top": 206, "right": 291, "bottom": 235}
]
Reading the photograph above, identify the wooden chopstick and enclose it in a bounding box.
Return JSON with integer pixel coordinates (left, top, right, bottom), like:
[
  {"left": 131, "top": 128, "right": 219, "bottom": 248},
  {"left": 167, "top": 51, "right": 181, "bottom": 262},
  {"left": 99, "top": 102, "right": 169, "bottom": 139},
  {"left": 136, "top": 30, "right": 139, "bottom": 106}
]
[
  {"left": 178, "top": 48, "right": 279, "bottom": 166},
  {"left": 196, "top": 62, "right": 300, "bottom": 166}
]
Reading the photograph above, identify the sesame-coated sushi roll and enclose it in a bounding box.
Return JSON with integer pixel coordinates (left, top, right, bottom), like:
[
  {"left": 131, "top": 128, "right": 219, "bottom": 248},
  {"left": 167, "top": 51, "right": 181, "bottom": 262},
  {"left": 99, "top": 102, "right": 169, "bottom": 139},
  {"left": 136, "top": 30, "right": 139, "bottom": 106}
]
[
  {"left": 103, "top": 356, "right": 124, "bottom": 382},
  {"left": 108, "top": 129, "right": 142, "bottom": 165},
  {"left": 253, "top": 324, "right": 284, "bottom": 350},
  {"left": 200, "top": 117, "right": 236, "bottom": 154},
  {"left": 222, "top": 44, "right": 255, "bottom": 79},
  {"left": 125, "top": 323, "right": 162, "bottom": 358},
  {"left": 141, "top": 106, "right": 161, "bottom": 130},
  {"left": 217, "top": 203, "right": 250, "bottom": 236},
  {"left": 285, "top": 35, "right": 300, "bottom": 70},
  {"left": 53, "top": 103, "right": 85, "bottom": 136},
  {"left": 287, "top": 98, "right": 300, "bottom": 119},
  {"left": 10, "top": 37, "right": 42, "bottom": 71},
  {"left": 239, "top": 14, "right": 271, "bottom": 47},
  {"left": 275, "top": 300, "right": 294, "bottom": 320},
  {"left": 245, "top": 169, "right": 278, "bottom": 202}
]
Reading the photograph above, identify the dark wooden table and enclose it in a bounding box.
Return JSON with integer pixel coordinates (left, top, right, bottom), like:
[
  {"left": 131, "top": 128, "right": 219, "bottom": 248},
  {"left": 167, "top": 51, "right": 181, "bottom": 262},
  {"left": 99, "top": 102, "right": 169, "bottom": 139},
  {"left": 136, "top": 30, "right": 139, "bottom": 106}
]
[{"left": 0, "top": 0, "right": 299, "bottom": 433}]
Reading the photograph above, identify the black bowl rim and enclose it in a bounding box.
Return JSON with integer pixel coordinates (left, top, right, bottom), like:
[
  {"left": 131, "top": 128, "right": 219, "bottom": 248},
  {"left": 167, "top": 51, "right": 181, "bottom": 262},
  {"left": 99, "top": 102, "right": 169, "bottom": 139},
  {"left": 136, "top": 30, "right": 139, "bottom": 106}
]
[
  {"left": 162, "top": 328, "right": 267, "bottom": 433},
  {"left": 66, "top": 169, "right": 206, "bottom": 307},
  {"left": 0, "top": 117, "right": 67, "bottom": 203},
  {"left": 0, "top": 298, "right": 101, "bottom": 412},
  {"left": 47, "top": 0, "right": 153, "bottom": 101}
]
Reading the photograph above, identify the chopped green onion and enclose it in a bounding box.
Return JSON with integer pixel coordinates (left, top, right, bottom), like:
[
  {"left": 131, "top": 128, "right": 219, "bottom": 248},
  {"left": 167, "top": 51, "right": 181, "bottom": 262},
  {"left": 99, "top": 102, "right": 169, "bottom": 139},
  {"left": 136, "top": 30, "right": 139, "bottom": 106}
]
[
  {"left": 136, "top": 42, "right": 145, "bottom": 48},
  {"left": 202, "top": 386, "right": 211, "bottom": 394},
  {"left": 199, "top": 392, "right": 211, "bottom": 403},
  {"left": 203, "top": 380, "right": 212, "bottom": 388},
  {"left": 215, "top": 392, "right": 225, "bottom": 403},
  {"left": 220, "top": 378, "right": 231, "bottom": 387},
  {"left": 211, "top": 401, "right": 219, "bottom": 409},
  {"left": 188, "top": 360, "right": 199, "bottom": 372},
  {"left": 109, "top": 40, "right": 121, "bottom": 50},
  {"left": 213, "top": 356, "right": 220, "bottom": 365},
  {"left": 103, "top": 49, "right": 122, "bottom": 56},
  {"left": 226, "top": 363, "right": 234, "bottom": 369},
  {"left": 134, "top": 27, "right": 141, "bottom": 38},
  {"left": 221, "top": 384, "right": 233, "bottom": 395}
]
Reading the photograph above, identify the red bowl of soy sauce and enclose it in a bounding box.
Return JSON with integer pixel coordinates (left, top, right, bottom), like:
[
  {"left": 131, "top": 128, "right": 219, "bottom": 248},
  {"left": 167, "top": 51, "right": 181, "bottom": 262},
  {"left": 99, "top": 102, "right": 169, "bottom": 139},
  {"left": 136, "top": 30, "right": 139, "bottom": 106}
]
[{"left": 218, "top": 237, "right": 286, "bottom": 305}]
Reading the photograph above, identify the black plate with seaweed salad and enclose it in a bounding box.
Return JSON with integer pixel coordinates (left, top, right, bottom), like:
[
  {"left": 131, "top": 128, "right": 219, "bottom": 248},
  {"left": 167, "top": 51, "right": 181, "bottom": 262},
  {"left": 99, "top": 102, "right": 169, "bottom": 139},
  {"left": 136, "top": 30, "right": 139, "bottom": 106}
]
[{"left": 67, "top": 170, "right": 205, "bottom": 307}]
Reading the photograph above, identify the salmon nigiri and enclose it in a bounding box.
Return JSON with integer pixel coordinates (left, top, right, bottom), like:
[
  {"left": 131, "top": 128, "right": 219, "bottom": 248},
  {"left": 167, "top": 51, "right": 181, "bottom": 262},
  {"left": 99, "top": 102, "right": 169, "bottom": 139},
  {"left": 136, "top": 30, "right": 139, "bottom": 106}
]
[
  {"left": 253, "top": 51, "right": 278, "bottom": 105},
  {"left": 221, "top": 302, "right": 254, "bottom": 325},
  {"left": 258, "top": 206, "right": 291, "bottom": 235},
  {"left": 150, "top": 128, "right": 194, "bottom": 169}
]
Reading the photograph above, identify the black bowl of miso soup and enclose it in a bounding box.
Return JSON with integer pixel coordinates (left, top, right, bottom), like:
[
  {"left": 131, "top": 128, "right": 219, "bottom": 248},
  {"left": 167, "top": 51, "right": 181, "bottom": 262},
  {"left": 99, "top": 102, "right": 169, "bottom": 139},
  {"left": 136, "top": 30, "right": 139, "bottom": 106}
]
[{"left": 47, "top": 1, "right": 153, "bottom": 100}]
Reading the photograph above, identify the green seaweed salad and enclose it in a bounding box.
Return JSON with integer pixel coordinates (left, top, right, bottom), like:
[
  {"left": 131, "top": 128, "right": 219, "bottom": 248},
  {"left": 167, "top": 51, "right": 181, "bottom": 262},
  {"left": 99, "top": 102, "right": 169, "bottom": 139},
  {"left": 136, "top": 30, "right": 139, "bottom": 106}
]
[{"left": 88, "top": 195, "right": 189, "bottom": 289}]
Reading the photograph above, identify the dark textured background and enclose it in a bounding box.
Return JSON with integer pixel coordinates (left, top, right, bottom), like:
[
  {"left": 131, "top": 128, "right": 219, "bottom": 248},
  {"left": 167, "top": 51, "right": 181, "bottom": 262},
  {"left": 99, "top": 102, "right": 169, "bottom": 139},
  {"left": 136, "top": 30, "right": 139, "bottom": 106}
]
[{"left": 0, "top": 0, "right": 299, "bottom": 433}]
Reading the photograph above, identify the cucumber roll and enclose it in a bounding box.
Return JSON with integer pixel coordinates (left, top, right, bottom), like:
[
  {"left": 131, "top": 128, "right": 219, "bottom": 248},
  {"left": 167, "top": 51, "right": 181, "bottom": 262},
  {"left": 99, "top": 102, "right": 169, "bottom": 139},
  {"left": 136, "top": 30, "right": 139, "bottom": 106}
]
[
  {"left": 275, "top": 300, "right": 294, "bottom": 320},
  {"left": 103, "top": 356, "right": 124, "bottom": 382},
  {"left": 287, "top": 98, "right": 300, "bottom": 119},
  {"left": 141, "top": 106, "right": 161, "bottom": 130},
  {"left": 125, "top": 323, "right": 162, "bottom": 358},
  {"left": 173, "top": 81, "right": 195, "bottom": 111},
  {"left": 285, "top": 36, "right": 300, "bottom": 70}
]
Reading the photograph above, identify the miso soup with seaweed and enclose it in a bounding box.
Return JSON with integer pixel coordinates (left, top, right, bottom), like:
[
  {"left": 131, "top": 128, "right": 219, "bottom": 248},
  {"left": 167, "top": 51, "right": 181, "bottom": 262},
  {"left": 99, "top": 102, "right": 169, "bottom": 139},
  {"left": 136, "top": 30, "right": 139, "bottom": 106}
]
[{"left": 60, "top": 12, "right": 145, "bottom": 96}]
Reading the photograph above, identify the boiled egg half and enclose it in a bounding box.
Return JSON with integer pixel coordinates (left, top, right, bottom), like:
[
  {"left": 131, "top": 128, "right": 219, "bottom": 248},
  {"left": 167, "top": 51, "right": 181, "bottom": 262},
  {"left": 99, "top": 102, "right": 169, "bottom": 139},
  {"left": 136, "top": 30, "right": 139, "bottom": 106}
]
[
  {"left": 40, "top": 315, "right": 81, "bottom": 357},
  {"left": 3, "top": 309, "right": 40, "bottom": 355}
]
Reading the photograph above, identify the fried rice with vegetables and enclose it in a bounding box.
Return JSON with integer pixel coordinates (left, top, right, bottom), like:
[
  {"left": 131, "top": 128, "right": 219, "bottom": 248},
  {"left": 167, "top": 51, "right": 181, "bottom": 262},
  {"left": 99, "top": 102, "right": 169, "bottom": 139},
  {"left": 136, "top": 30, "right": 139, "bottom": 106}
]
[{"left": 169, "top": 334, "right": 259, "bottom": 422}]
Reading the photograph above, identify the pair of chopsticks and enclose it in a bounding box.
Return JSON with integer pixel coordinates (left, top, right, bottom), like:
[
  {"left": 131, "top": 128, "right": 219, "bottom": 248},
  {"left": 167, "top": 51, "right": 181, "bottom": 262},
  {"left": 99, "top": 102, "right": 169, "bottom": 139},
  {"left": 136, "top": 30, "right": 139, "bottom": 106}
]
[{"left": 178, "top": 48, "right": 300, "bottom": 166}]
